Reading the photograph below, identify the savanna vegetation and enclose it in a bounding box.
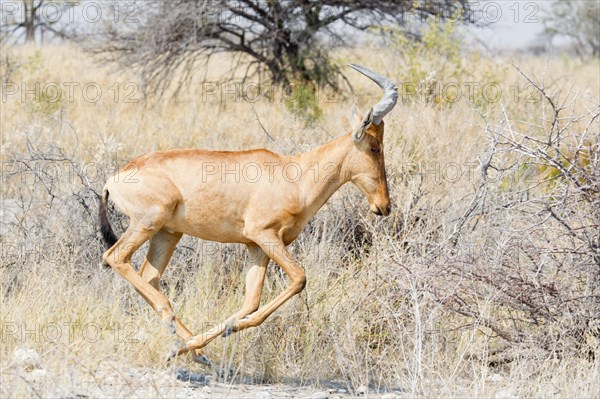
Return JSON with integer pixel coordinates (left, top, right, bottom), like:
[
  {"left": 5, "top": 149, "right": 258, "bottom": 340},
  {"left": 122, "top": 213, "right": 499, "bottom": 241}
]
[{"left": 1, "top": 2, "right": 599, "bottom": 398}]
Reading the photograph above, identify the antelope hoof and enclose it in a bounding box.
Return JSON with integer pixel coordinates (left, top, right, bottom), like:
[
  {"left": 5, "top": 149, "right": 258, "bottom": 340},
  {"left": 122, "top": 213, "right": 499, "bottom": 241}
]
[
  {"left": 165, "top": 339, "right": 186, "bottom": 363},
  {"left": 222, "top": 320, "right": 235, "bottom": 337},
  {"left": 167, "top": 323, "right": 177, "bottom": 335},
  {"left": 191, "top": 352, "right": 212, "bottom": 367},
  {"left": 161, "top": 316, "right": 177, "bottom": 335}
]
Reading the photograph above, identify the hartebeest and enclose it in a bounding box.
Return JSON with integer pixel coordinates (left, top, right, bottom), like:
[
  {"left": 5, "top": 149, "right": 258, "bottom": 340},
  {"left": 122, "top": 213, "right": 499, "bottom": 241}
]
[{"left": 99, "top": 64, "right": 397, "bottom": 364}]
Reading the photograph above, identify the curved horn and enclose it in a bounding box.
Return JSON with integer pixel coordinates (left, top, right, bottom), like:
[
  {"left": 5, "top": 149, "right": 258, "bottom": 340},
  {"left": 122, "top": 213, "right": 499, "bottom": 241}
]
[{"left": 348, "top": 64, "right": 398, "bottom": 125}]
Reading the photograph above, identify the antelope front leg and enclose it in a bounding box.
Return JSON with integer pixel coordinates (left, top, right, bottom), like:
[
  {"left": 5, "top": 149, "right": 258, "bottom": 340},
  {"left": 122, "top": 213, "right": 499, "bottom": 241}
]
[{"left": 182, "top": 235, "right": 305, "bottom": 353}]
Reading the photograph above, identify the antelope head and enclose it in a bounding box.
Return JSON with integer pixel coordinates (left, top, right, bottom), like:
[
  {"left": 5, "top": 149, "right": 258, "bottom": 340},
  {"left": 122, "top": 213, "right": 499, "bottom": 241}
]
[{"left": 346, "top": 64, "right": 398, "bottom": 216}]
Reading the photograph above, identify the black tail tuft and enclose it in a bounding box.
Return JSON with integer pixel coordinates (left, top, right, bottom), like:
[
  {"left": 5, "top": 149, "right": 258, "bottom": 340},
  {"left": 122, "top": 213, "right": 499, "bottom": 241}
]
[{"left": 98, "top": 189, "right": 119, "bottom": 266}]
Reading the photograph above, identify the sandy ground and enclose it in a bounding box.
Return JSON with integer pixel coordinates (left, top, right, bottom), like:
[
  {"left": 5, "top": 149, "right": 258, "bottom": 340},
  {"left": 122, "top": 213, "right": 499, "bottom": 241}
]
[{"left": 2, "top": 348, "right": 406, "bottom": 398}]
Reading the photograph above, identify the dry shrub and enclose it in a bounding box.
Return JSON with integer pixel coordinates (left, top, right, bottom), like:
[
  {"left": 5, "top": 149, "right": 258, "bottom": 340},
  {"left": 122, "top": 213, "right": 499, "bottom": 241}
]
[{"left": 1, "top": 45, "right": 599, "bottom": 397}]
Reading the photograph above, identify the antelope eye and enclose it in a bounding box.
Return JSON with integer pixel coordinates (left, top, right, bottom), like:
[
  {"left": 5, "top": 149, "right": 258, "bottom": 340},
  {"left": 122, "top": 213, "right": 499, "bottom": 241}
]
[{"left": 370, "top": 147, "right": 381, "bottom": 154}]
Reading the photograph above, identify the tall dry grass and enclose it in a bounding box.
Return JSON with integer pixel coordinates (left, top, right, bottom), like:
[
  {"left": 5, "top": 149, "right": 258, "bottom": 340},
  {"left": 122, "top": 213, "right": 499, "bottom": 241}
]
[{"left": 1, "top": 44, "right": 599, "bottom": 397}]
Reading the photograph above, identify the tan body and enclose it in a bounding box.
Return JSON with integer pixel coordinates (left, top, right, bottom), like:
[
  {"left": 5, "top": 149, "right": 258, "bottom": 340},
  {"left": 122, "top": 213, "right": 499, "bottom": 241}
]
[
  {"left": 99, "top": 64, "right": 397, "bottom": 364},
  {"left": 107, "top": 134, "right": 388, "bottom": 246}
]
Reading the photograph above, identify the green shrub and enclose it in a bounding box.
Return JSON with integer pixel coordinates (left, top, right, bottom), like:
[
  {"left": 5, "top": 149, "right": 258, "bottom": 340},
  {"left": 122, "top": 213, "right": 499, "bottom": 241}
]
[
  {"left": 283, "top": 81, "right": 323, "bottom": 125},
  {"left": 381, "top": 15, "right": 505, "bottom": 108}
]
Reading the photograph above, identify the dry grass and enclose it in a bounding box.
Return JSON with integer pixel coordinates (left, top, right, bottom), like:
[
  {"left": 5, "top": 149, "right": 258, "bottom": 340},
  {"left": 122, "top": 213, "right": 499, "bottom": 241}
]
[{"left": 1, "top": 44, "right": 599, "bottom": 398}]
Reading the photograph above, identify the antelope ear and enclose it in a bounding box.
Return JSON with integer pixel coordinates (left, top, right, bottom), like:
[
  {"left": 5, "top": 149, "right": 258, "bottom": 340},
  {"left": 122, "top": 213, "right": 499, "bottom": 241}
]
[
  {"left": 350, "top": 103, "right": 361, "bottom": 125},
  {"left": 352, "top": 108, "right": 373, "bottom": 143},
  {"left": 344, "top": 103, "right": 362, "bottom": 132}
]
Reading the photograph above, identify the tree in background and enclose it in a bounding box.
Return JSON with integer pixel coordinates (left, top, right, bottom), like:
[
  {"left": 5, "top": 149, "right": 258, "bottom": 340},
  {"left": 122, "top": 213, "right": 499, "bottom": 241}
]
[
  {"left": 542, "top": 0, "right": 600, "bottom": 58},
  {"left": 0, "top": 0, "right": 75, "bottom": 44},
  {"left": 94, "top": 0, "right": 477, "bottom": 97}
]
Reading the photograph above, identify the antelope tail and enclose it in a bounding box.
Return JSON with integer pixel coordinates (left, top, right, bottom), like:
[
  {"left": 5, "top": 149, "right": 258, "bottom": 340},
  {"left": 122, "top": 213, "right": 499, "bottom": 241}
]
[{"left": 98, "top": 188, "right": 119, "bottom": 252}]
